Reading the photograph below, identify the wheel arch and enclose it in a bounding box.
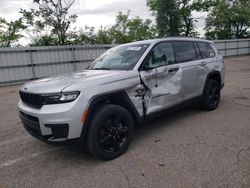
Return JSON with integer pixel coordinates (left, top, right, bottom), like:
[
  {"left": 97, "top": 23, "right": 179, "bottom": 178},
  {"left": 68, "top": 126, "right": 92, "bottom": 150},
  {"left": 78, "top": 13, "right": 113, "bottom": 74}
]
[
  {"left": 203, "top": 71, "right": 222, "bottom": 94},
  {"left": 80, "top": 90, "right": 141, "bottom": 142},
  {"left": 202, "top": 71, "right": 222, "bottom": 96},
  {"left": 206, "top": 71, "right": 221, "bottom": 86}
]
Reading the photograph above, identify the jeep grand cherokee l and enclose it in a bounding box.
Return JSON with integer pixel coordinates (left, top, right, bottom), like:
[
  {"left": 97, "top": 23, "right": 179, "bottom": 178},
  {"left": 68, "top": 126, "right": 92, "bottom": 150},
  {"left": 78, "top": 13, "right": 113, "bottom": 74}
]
[{"left": 18, "top": 37, "right": 225, "bottom": 160}]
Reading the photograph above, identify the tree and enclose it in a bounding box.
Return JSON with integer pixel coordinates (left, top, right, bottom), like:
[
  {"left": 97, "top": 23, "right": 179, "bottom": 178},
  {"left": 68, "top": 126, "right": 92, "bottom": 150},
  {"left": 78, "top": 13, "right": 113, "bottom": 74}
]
[
  {"left": 30, "top": 35, "right": 59, "bottom": 46},
  {"left": 67, "top": 11, "right": 156, "bottom": 45},
  {"left": 0, "top": 17, "right": 26, "bottom": 47},
  {"left": 205, "top": 0, "right": 250, "bottom": 39},
  {"left": 69, "top": 26, "right": 97, "bottom": 45},
  {"left": 108, "top": 11, "right": 131, "bottom": 43},
  {"left": 96, "top": 27, "right": 112, "bottom": 44},
  {"left": 108, "top": 11, "right": 156, "bottom": 43},
  {"left": 147, "top": 0, "right": 181, "bottom": 37},
  {"left": 178, "top": 0, "right": 212, "bottom": 36},
  {"left": 21, "top": 0, "right": 77, "bottom": 45},
  {"left": 147, "top": 0, "right": 212, "bottom": 37},
  {"left": 127, "top": 16, "right": 157, "bottom": 41}
]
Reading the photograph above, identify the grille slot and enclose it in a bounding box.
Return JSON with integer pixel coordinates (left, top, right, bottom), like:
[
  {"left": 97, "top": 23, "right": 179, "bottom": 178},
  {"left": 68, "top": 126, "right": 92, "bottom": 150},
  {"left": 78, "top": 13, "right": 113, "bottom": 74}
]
[
  {"left": 19, "top": 111, "right": 39, "bottom": 123},
  {"left": 19, "top": 111, "right": 41, "bottom": 137},
  {"left": 19, "top": 91, "right": 43, "bottom": 109}
]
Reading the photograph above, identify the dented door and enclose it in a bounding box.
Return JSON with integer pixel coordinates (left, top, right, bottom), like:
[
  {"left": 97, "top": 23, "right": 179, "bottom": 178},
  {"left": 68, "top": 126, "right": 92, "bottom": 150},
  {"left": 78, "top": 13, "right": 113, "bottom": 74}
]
[
  {"left": 139, "top": 42, "right": 183, "bottom": 115},
  {"left": 140, "top": 64, "right": 183, "bottom": 115}
]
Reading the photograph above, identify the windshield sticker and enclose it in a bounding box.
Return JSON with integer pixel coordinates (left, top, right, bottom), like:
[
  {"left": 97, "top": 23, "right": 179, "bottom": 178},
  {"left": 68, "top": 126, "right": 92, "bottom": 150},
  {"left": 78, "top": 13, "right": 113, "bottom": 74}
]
[{"left": 126, "top": 47, "right": 142, "bottom": 51}]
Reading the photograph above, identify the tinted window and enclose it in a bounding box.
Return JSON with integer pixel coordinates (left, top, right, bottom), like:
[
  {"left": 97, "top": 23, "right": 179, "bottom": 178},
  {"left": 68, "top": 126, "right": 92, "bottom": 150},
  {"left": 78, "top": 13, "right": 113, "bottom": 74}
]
[
  {"left": 173, "top": 41, "right": 197, "bottom": 63},
  {"left": 197, "top": 42, "right": 215, "bottom": 58},
  {"left": 194, "top": 42, "right": 203, "bottom": 59},
  {"left": 147, "top": 42, "right": 175, "bottom": 68}
]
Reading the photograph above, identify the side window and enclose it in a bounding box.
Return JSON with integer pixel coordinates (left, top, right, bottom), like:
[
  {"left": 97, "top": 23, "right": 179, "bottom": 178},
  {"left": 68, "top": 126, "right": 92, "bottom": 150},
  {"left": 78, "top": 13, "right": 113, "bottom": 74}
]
[
  {"left": 194, "top": 42, "right": 203, "bottom": 60},
  {"left": 173, "top": 41, "right": 197, "bottom": 63},
  {"left": 197, "top": 42, "right": 215, "bottom": 58},
  {"left": 147, "top": 42, "right": 175, "bottom": 68}
]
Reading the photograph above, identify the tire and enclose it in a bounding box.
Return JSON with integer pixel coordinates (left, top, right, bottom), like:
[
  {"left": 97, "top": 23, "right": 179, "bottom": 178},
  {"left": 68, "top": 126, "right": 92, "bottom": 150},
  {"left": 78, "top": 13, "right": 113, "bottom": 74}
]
[
  {"left": 201, "top": 79, "right": 221, "bottom": 111},
  {"left": 87, "top": 104, "right": 134, "bottom": 160}
]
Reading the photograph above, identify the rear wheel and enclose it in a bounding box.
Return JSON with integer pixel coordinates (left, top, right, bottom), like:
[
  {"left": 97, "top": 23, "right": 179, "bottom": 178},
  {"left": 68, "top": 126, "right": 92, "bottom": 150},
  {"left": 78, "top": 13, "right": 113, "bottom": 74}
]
[
  {"left": 87, "top": 104, "right": 134, "bottom": 160},
  {"left": 201, "top": 79, "right": 221, "bottom": 111}
]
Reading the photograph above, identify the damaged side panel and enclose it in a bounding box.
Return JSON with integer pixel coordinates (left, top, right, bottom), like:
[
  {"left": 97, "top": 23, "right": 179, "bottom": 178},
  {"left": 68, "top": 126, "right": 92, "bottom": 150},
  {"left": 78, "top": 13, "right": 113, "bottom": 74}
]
[
  {"left": 126, "top": 83, "right": 146, "bottom": 117},
  {"left": 139, "top": 65, "right": 183, "bottom": 115}
]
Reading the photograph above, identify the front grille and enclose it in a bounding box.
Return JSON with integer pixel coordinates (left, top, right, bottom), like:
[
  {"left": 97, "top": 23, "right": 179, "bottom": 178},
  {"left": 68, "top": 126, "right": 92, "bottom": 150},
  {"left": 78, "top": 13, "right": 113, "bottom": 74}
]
[{"left": 19, "top": 91, "right": 43, "bottom": 109}]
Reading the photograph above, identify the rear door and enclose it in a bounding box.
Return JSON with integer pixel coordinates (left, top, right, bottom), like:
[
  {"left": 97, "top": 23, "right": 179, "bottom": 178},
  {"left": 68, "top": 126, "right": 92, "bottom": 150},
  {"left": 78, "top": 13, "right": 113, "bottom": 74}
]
[{"left": 172, "top": 41, "right": 207, "bottom": 101}]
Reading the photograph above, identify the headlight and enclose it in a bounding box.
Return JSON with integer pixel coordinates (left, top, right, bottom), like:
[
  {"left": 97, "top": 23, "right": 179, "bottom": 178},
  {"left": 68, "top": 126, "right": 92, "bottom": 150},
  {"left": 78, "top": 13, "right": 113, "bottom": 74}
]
[{"left": 42, "top": 91, "right": 80, "bottom": 104}]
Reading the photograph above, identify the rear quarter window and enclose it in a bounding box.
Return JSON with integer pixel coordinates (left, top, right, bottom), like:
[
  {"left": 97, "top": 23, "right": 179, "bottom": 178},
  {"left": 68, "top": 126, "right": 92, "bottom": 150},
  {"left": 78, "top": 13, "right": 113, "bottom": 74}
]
[{"left": 197, "top": 42, "right": 215, "bottom": 59}]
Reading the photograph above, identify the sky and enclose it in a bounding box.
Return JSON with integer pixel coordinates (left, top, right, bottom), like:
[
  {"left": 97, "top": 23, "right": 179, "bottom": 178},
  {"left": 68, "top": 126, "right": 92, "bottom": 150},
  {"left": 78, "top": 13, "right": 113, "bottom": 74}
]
[{"left": 0, "top": 0, "right": 206, "bottom": 43}]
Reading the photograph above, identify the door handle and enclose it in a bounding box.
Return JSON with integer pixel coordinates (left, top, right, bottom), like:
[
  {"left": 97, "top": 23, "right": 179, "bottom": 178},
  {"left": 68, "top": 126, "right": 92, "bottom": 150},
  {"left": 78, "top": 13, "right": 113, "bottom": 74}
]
[
  {"left": 200, "top": 62, "right": 206, "bottom": 66},
  {"left": 168, "top": 68, "right": 179, "bottom": 73}
]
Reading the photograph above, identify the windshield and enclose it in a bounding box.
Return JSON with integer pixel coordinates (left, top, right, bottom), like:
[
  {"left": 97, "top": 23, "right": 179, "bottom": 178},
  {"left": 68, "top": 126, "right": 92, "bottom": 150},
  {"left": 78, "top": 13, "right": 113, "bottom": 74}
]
[{"left": 88, "top": 44, "right": 150, "bottom": 70}]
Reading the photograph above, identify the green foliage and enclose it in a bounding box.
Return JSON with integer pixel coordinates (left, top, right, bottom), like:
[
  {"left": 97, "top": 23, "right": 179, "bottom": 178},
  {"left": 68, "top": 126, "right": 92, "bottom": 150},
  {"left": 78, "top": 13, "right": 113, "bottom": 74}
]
[
  {"left": 108, "top": 11, "right": 131, "bottom": 43},
  {"left": 96, "top": 27, "right": 112, "bottom": 44},
  {"left": 2, "top": 0, "right": 250, "bottom": 46},
  {"left": 127, "top": 16, "right": 157, "bottom": 41},
  {"left": 178, "top": 0, "right": 212, "bottom": 36},
  {"left": 147, "top": 0, "right": 212, "bottom": 37},
  {"left": 69, "top": 26, "right": 97, "bottom": 45},
  {"left": 108, "top": 11, "right": 156, "bottom": 43},
  {"left": 205, "top": 0, "right": 250, "bottom": 39},
  {"left": 20, "top": 0, "right": 77, "bottom": 45},
  {"left": 0, "top": 18, "right": 26, "bottom": 47},
  {"left": 30, "top": 35, "right": 59, "bottom": 46},
  {"left": 147, "top": 0, "right": 181, "bottom": 37},
  {"left": 66, "top": 11, "right": 156, "bottom": 45}
]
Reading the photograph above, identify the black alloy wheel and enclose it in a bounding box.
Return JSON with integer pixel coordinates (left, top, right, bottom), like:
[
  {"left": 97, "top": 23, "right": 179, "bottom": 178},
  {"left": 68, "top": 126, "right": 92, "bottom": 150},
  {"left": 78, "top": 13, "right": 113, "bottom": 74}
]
[
  {"left": 87, "top": 104, "right": 133, "bottom": 160},
  {"left": 208, "top": 83, "right": 220, "bottom": 108},
  {"left": 201, "top": 79, "right": 221, "bottom": 111},
  {"left": 98, "top": 116, "right": 129, "bottom": 153}
]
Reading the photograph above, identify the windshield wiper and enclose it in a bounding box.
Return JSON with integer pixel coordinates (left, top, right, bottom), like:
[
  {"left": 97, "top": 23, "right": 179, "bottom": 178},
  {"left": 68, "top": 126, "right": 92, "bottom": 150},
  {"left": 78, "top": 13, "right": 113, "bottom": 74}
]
[{"left": 92, "top": 68, "right": 111, "bottom": 70}]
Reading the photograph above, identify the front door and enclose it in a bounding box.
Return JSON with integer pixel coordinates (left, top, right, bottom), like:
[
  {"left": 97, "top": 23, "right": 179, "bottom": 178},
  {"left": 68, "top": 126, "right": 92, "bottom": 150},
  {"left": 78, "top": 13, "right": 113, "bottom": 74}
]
[{"left": 139, "top": 42, "right": 183, "bottom": 115}]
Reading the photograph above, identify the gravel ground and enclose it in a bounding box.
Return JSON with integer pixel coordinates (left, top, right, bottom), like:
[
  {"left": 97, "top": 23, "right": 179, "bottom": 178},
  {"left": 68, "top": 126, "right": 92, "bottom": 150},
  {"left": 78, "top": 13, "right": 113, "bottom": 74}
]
[{"left": 0, "top": 56, "right": 250, "bottom": 188}]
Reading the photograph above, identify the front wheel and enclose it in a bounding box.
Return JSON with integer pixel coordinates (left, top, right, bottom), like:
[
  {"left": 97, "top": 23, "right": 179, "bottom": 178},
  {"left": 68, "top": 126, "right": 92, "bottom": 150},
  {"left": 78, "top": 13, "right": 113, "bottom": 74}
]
[
  {"left": 87, "top": 104, "right": 134, "bottom": 160},
  {"left": 201, "top": 79, "right": 221, "bottom": 111}
]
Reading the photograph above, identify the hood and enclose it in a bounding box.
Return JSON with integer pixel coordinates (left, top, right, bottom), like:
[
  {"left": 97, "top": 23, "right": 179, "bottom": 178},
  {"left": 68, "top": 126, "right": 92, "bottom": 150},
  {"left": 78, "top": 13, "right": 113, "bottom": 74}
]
[{"left": 20, "top": 70, "right": 138, "bottom": 94}]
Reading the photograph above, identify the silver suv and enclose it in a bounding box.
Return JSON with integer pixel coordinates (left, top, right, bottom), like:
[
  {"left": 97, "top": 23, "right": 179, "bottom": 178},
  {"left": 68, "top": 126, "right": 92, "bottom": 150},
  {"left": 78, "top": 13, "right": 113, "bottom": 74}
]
[{"left": 18, "top": 37, "right": 225, "bottom": 160}]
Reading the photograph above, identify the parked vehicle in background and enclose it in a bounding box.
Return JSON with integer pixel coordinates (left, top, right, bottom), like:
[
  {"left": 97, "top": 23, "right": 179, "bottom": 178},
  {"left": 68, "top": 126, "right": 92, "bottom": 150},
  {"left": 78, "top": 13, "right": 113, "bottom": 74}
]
[{"left": 18, "top": 37, "right": 225, "bottom": 160}]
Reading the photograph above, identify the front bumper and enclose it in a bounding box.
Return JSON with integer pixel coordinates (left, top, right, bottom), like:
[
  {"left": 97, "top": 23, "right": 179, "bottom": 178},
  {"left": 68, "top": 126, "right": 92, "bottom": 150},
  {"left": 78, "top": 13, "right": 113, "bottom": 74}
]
[
  {"left": 19, "top": 111, "right": 69, "bottom": 142},
  {"left": 18, "top": 97, "right": 88, "bottom": 142}
]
